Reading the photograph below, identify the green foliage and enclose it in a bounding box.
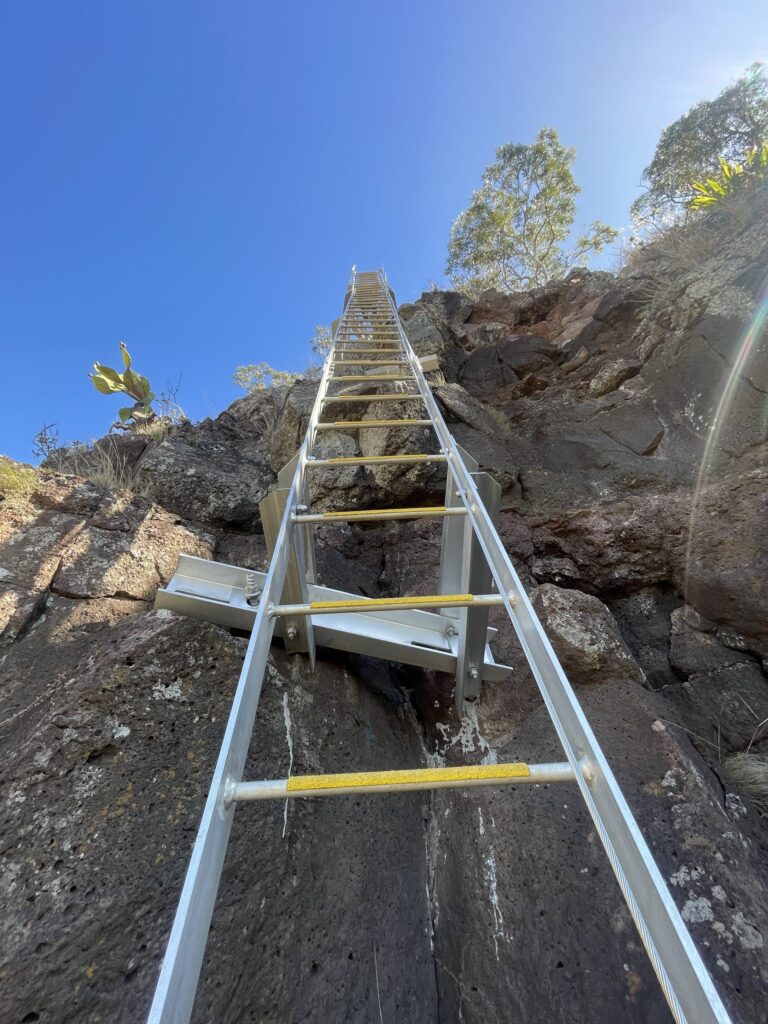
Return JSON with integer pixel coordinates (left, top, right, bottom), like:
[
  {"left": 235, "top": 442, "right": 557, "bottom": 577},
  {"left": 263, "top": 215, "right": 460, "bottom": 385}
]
[
  {"left": 689, "top": 143, "right": 768, "bottom": 210},
  {"left": 633, "top": 63, "right": 768, "bottom": 222},
  {"left": 233, "top": 362, "right": 302, "bottom": 392},
  {"left": 89, "top": 342, "right": 156, "bottom": 426},
  {"left": 446, "top": 127, "right": 618, "bottom": 294},
  {"left": 310, "top": 325, "right": 332, "bottom": 362},
  {"left": 0, "top": 457, "right": 37, "bottom": 503},
  {"left": 234, "top": 325, "right": 334, "bottom": 394}
]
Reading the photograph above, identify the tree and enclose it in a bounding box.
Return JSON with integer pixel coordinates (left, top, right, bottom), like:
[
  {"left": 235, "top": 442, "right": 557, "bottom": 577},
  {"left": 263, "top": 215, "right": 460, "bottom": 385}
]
[
  {"left": 446, "top": 127, "right": 617, "bottom": 295},
  {"left": 309, "top": 325, "right": 332, "bottom": 363},
  {"left": 233, "top": 362, "right": 302, "bottom": 392},
  {"left": 233, "top": 325, "right": 334, "bottom": 394},
  {"left": 632, "top": 63, "right": 768, "bottom": 222}
]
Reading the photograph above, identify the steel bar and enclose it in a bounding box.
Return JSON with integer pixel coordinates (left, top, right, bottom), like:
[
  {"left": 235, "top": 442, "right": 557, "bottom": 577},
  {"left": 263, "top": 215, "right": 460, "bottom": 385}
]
[
  {"left": 455, "top": 471, "right": 502, "bottom": 705},
  {"left": 229, "top": 761, "right": 576, "bottom": 801}
]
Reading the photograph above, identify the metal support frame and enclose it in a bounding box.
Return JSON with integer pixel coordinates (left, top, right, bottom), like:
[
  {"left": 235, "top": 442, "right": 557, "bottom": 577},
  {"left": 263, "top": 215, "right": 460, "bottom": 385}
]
[
  {"left": 147, "top": 269, "right": 732, "bottom": 1024},
  {"left": 155, "top": 555, "right": 511, "bottom": 682},
  {"left": 455, "top": 471, "right": 501, "bottom": 705},
  {"left": 258, "top": 488, "right": 315, "bottom": 661}
]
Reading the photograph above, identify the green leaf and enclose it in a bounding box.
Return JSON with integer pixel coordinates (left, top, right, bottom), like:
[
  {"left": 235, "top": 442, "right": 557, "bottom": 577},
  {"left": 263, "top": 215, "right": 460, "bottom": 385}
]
[
  {"left": 134, "top": 372, "right": 153, "bottom": 396},
  {"left": 118, "top": 406, "right": 134, "bottom": 423},
  {"left": 93, "top": 363, "right": 124, "bottom": 388},
  {"left": 122, "top": 367, "right": 149, "bottom": 400},
  {"left": 120, "top": 342, "right": 131, "bottom": 370},
  {"left": 90, "top": 373, "right": 117, "bottom": 395}
]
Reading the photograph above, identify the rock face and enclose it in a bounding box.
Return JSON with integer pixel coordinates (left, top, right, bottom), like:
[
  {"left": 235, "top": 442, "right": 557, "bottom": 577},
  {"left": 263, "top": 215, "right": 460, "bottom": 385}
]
[{"left": 4, "top": 200, "right": 768, "bottom": 1022}]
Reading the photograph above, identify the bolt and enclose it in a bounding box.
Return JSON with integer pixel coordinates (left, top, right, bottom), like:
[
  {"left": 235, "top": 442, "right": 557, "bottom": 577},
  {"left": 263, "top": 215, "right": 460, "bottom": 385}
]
[
  {"left": 244, "top": 572, "right": 261, "bottom": 606},
  {"left": 468, "top": 668, "right": 480, "bottom": 681},
  {"left": 444, "top": 624, "right": 457, "bottom": 637},
  {"left": 286, "top": 625, "right": 298, "bottom": 640}
]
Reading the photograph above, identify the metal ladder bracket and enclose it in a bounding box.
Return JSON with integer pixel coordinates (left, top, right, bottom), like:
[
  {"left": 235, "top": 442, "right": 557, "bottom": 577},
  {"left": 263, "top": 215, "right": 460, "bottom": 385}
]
[
  {"left": 156, "top": 554, "right": 511, "bottom": 682},
  {"left": 456, "top": 470, "right": 502, "bottom": 706},
  {"left": 258, "top": 488, "right": 316, "bottom": 667}
]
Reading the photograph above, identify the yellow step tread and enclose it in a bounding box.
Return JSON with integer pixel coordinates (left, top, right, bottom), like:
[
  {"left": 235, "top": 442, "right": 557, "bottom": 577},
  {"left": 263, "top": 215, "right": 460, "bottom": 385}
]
[
  {"left": 315, "top": 453, "right": 440, "bottom": 464},
  {"left": 310, "top": 593, "right": 473, "bottom": 610},
  {"left": 320, "top": 419, "right": 430, "bottom": 427},
  {"left": 321, "top": 505, "right": 447, "bottom": 518},
  {"left": 287, "top": 762, "right": 530, "bottom": 791}
]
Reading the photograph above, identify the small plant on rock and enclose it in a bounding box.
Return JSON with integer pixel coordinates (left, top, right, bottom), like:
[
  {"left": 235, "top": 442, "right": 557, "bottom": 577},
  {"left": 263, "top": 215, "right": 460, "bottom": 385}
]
[
  {"left": 89, "top": 342, "right": 156, "bottom": 428},
  {"left": 0, "top": 457, "right": 37, "bottom": 506},
  {"left": 32, "top": 422, "right": 60, "bottom": 461},
  {"left": 689, "top": 143, "right": 768, "bottom": 210}
]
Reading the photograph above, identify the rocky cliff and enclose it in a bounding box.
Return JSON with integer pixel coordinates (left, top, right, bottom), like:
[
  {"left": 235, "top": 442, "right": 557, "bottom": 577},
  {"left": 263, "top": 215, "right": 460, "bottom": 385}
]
[{"left": 2, "top": 203, "right": 767, "bottom": 1023}]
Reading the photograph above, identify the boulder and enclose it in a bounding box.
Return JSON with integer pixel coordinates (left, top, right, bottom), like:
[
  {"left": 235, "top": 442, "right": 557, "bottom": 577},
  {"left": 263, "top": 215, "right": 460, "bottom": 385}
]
[
  {"left": 137, "top": 416, "right": 275, "bottom": 529},
  {"left": 531, "top": 583, "right": 645, "bottom": 685}
]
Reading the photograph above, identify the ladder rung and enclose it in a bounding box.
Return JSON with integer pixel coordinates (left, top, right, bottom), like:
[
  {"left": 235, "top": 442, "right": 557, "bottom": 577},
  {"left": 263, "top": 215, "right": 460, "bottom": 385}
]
[
  {"left": 321, "top": 393, "right": 422, "bottom": 403},
  {"left": 331, "top": 374, "right": 411, "bottom": 382},
  {"left": 307, "top": 453, "right": 445, "bottom": 467},
  {"left": 315, "top": 419, "right": 432, "bottom": 429},
  {"left": 229, "top": 761, "right": 576, "bottom": 801},
  {"left": 271, "top": 592, "right": 507, "bottom": 616},
  {"left": 294, "top": 505, "right": 467, "bottom": 523}
]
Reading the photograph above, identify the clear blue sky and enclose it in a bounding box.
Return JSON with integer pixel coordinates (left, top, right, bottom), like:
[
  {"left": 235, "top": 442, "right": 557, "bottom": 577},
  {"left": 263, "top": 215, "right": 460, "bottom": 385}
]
[{"left": 1, "top": 1, "right": 766, "bottom": 462}]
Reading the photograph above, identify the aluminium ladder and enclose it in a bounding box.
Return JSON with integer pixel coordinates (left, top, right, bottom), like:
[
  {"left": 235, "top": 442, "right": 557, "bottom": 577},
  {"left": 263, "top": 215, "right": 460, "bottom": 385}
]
[{"left": 147, "top": 269, "right": 732, "bottom": 1024}]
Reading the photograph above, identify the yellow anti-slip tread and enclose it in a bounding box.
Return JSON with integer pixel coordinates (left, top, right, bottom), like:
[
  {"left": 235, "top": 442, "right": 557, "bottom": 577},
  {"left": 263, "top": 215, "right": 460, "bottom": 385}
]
[
  {"left": 287, "top": 763, "right": 530, "bottom": 791},
  {"left": 331, "top": 375, "right": 411, "bottom": 381},
  {"left": 319, "top": 453, "right": 438, "bottom": 464},
  {"left": 323, "top": 419, "right": 429, "bottom": 427},
  {"left": 321, "top": 505, "right": 447, "bottom": 518},
  {"left": 309, "top": 593, "right": 474, "bottom": 609}
]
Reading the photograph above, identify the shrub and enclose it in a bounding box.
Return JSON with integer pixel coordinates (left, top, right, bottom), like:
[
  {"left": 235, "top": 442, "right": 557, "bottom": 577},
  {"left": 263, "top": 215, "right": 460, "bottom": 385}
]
[{"left": 690, "top": 143, "right": 768, "bottom": 210}]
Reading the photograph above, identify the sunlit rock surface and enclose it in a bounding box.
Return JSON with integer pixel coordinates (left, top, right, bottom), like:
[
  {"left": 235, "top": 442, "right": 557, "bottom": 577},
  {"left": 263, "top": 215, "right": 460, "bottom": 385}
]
[{"left": 4, "top": 200, "right": 768, "bottom": 1022}]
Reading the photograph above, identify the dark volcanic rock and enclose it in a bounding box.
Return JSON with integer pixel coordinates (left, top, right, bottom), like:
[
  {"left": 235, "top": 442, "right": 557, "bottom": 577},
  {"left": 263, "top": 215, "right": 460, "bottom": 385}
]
[
  {"left": 531, "top": 583, "right": 645, "bottom": 685},
  {"left": 3, "top": 198, "right": 768, "bottom": 1023},
  {"left": 137, "top": 414, "right": 276, "bottom": 529},
  {"left": 0, "top": 606, "right": 437, "bottom": 1024}
]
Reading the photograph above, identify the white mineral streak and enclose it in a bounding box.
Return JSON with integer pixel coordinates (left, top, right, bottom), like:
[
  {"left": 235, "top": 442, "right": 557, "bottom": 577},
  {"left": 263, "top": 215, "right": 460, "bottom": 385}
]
[{"left": 282, "top": 691, "right": 294, "bottom": 839}]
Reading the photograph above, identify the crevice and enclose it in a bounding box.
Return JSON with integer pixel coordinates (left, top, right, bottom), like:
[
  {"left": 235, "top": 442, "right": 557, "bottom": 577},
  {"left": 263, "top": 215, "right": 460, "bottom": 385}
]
[
  {"left": 48, "top": 584, "right": 150, "bottom": 605},
  {"left": 5, "top": 589, "right": 50, "bottom": 646}
]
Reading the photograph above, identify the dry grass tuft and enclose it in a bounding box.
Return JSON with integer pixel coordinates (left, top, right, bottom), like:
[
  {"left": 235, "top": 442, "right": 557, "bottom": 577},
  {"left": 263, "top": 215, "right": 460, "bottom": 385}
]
[
  {"left": 724, "top": 751, "right": 768, "bottom": 815},
  {"left": 0, "top": 457, "right": 38, "bottom": 508},
  {"left": 63, "top": 439, "right": 139, "bottom": 493}
]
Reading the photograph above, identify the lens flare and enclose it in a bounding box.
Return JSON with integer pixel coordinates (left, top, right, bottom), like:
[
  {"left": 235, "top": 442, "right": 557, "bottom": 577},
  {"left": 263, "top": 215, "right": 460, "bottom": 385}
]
[{"left": 684, "top": 275, "right": 768, "bottom": 601}]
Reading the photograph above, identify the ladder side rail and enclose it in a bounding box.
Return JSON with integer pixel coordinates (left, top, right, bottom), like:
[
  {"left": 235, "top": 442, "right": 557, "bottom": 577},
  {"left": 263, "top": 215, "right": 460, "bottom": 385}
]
[
  {"left": 378, "top": 271, "right": 731, "bottom": 1024},
  {"left": 147, "top": 313, "right": 340, "bottom": 1024}
]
